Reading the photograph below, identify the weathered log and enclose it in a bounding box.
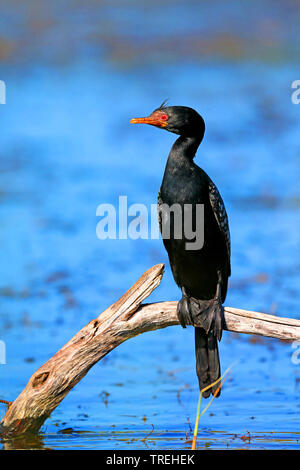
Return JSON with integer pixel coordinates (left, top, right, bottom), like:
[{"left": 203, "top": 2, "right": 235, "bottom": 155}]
[{"left": 1, "top": 263, "right": 299, "bottom": 438}]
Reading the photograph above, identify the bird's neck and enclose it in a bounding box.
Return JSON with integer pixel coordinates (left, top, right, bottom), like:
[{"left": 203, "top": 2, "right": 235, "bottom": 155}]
[
  {"left": 161, "top": 135, "right": 202, "bottom": 196},
  {"left": 167, "top": 135, "right": 202, "bottom": 166}
]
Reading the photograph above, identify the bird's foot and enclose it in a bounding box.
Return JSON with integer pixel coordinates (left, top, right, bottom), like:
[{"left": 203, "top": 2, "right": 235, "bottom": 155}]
[
  {"left": 189, "top": 297, "right": 223, "bottom": 341},
  {"left": 177, "top": 293, "right": 193, "bottom": 328},
  {"left": 207, "top": 298, "right": 223, "bottom": 341}
]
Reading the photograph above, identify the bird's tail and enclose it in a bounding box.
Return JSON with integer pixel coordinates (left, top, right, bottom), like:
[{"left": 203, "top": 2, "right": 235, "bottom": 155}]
[
  {"left": 177, "top": 295, "right": 222, "bottom": 398},
  {"left": 195, "top": 327, "right": 221, "bottom": 398}
]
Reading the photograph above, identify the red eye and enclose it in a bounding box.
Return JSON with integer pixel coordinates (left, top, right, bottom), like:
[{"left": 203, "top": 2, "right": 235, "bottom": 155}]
[{"left": 161, "top": 114, "right": 168, "bottom": 121}]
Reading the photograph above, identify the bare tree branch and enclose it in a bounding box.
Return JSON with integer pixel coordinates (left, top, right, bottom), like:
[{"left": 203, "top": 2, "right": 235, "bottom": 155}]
[{"left": 1, "top": 263, "right": 299, "bottom": 438}]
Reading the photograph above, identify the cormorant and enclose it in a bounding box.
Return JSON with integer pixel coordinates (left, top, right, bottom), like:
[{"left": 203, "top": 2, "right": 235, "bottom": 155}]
[{"left": 130, "top": 103, "right": 231, "bottom": 397}]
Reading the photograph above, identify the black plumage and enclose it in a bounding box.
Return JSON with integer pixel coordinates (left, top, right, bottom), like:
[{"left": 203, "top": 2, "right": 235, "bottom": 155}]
[{"left": 130, "top": 104, "right": 231, "bottom": 398}]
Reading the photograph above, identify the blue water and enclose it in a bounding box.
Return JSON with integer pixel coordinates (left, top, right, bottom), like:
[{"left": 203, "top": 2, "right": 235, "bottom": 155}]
[{"left": 1, "top": 0, "right": 300, "bottom": 450}]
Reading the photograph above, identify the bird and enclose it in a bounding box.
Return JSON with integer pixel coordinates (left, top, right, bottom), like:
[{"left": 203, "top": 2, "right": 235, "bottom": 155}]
[{"left": 130, "top": 102, "right": 231, "bottom": 398}]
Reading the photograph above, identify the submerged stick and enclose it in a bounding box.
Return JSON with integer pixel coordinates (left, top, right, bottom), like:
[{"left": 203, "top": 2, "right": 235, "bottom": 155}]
[{"left": 1, "top": 263, "right": 299, "bottom": 438}]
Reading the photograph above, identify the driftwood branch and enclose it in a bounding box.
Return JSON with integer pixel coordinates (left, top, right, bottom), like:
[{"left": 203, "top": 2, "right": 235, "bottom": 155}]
[{"left": 1, "top": 263, "right": 300, "bottom": 438}]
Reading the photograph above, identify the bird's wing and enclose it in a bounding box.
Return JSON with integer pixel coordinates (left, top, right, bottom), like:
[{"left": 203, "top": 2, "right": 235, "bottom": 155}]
[{"left": 208, "top": 178, "right": 231, "bottom": 276}]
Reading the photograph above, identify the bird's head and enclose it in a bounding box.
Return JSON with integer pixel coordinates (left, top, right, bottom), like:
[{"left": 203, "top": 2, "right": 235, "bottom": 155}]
[{"left": 130, "top": 101, "right": 205, "bottom": 139}]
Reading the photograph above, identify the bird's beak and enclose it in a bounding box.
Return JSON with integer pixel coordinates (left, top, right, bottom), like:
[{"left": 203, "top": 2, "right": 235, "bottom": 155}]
[{"left": 130, "top": 115, "right": 168, "bottom": 128}]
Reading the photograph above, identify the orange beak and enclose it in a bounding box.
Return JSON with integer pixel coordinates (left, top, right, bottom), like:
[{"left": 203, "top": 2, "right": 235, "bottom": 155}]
[{"left": 130, "top": 115, "right": 168, "bottom": 128}]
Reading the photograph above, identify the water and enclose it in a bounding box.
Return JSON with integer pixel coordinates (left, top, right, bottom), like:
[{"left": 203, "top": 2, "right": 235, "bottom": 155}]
[{"left": 0, "top": 0, "right": 300, "bottom": 450}]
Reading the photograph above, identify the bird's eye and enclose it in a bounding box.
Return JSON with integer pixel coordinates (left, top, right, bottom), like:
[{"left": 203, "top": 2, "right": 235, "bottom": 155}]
[{"left": 161, "top": 114, "right": 168, "bottom": 121}]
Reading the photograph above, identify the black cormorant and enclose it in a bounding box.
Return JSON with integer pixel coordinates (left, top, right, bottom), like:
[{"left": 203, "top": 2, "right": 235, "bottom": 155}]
[{"left": 130, "top": 103, "right": 231, "bottom": 397}]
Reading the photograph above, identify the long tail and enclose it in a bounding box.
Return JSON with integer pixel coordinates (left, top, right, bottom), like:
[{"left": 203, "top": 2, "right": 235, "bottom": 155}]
[
  {"left": 177, "top": 294, "right": 222, "bottom": 398},
  {"left": 195, "top": 327, "right": 221, "bottom": 398}
]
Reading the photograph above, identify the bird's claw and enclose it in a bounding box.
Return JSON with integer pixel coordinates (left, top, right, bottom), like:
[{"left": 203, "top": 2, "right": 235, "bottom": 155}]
[
  {"left": 177, "top": 295, "right": 193, "bottom": 328},
  {"left": 208, "top": 299, "right": 223, "bottom": 341}
]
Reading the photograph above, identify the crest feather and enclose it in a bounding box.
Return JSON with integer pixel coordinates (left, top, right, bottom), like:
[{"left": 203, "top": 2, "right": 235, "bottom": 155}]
[{"left": 158, "top": 99, "right": 168, "bottom": 110}]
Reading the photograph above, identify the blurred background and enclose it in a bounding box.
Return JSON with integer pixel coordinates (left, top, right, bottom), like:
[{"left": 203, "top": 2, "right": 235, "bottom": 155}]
[{"left": 1, "top": 0, "right": 300, "bottom": 450}]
